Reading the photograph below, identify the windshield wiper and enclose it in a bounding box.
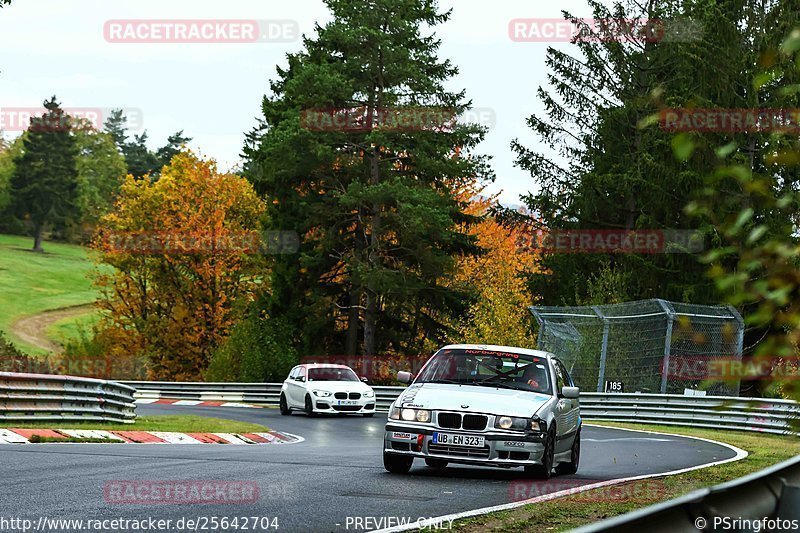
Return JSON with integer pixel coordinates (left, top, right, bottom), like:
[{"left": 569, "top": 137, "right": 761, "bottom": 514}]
[{"left": 470, "top": 381, "right": 530, "bottom": 391}]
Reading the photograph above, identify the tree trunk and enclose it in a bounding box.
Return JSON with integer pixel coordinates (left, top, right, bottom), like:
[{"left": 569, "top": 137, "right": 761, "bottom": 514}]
[
  {"left": 346, "top": 288, "right": 360, "bottom": 355},
  {"left": 32, "top": 223, "right": 45, "bottom": 253},
  {"left": 363, "top": 290, "right": 377, "bottom": 356}
]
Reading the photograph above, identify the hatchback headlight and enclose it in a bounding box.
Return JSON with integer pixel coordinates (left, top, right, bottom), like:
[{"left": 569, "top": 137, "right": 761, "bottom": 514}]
[
  {"left": 313, "top": 390, "right": 331, "bottom": 397},
  {"left": 363, "top": 390, "right": 375, "bottom": 398},
  {"left": 494, "top": 416, "right": 531, "bottom": 431}
]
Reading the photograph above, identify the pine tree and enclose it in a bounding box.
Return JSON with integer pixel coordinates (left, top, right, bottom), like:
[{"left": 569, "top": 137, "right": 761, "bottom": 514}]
[
  {"left": 512, "top": 0, "right": 800, "bottom": 305},
  {"left": 244, "top": 0, "right": 492, "bottom": 356},
  {"left": 155, "top": 130, "right": 192, "bottom": 168},
  {"left": 8, "top": 97, "right": 79, "bottom": 252},
  {"left": 103, "top": 109, "right": 129, "bottom": 152}
]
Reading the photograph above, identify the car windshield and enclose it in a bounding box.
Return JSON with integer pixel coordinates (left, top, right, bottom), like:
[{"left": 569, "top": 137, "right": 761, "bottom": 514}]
[
  {"left": 414, "top": 348, "right": 553, "bottom": 395},
  {"left": 307, "top": 367, "right": 360, "bottom": 382}
]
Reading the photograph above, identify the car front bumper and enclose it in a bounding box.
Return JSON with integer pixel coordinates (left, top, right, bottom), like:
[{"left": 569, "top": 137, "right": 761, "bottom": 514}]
[
  {"left": 383, "top": 422, "right": 546, "bottom": 468},
  {"left": 312, "top": 396, "right": 376, "bottom": 414}
]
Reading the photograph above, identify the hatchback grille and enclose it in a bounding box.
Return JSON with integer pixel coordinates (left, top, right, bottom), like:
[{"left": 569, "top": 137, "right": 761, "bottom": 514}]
[
  {"left": 334, "top": 392, "right": 347, "bottom": 400},
  {"left": 437, "top": 413, "right": 461, "bottom": 429},
  {"left": 463, "top": 414, "right": 488, "bottom": 430},
  {"left": 428, "top": 443, "right": 490, "bottom": 459},
  {"left": 349, "top": 392, "right": 361, "bottom": 400},
  {"left": 332, "top": 405, "right": 361, "bottom": 412}
]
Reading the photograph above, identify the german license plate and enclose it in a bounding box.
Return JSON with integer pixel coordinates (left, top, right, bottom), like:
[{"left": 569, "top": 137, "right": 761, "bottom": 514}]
[
  {"left": 337, "top": 400, "right": 358, "bottom": 406},
  {"left": 432, "top": 432, "right": 485, "bottom": 447}
]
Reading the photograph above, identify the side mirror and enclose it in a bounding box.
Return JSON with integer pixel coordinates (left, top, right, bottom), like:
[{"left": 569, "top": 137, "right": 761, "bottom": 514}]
[
  {"left": 562, "top": 386, "right": 580, "bottom": 399},
  {"left": 397, "top": 371, "right": 413, "bottom": 384},
  {"left": 360, "top": 377, "right": 370, "bottom": 383},
  {"left": 296, "top": 376, "right": 306, "bottom": 382}
]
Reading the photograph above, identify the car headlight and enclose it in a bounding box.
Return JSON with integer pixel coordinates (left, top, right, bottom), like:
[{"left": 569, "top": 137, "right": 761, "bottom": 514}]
[
  {"left": 396, "top": 408, "right": 431, "bottom": 423},
  {"left": 494, "top": 416, "right": 531, "bottom": 431},
  {"left": 363, "top": 390, "right": 375, "bottom": 398},
  {"left": 313, "top": 390, "right": 331, "bottom": 397}
]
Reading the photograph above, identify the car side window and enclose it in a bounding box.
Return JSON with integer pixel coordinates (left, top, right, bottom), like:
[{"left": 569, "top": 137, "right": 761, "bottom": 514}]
[
  {"left": 288, "top": 367, "right": 298, "bottom": 380},
  {"left": 557, "top": 360, "right": 575, "bottom": 387},
  {"left": 552, "top": 359, "right": 566, "bottom": 394},
  {"left": 298, "top": 367, "right": 307, "bottom": 381}
]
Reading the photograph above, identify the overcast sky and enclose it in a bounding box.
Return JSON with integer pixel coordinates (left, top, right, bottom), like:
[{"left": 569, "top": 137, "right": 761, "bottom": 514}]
[{"left": 0, "top": 0, "right": 592, "bottom": 204}]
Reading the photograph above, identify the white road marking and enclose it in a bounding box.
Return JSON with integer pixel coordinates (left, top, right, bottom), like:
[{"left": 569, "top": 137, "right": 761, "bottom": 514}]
[
  {"left": 58, "top": 430, "right": 124, "bottom": 441},
  {"left": 584, "top": 437, "right": 673, "bottom": 442},
  {"left": 148, "top": 432, "right": 202, "bottom": 444},
  {"left": 0, "top": 429, "right": 28, "bottom": 443}
]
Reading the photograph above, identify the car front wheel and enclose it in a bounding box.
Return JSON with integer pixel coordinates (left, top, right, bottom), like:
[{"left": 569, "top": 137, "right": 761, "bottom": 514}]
[
  {"left": 383, "top": 452, "right": 414, "bottom": 474},
  {"left": 524, "top": 427, "right": 555, "bottom": 479},
  {"left": 279, "top": 394, "right": 291, "bottom": 416},
  {"left": 304, "top": 395, "right": 316, "bottom": 417}
]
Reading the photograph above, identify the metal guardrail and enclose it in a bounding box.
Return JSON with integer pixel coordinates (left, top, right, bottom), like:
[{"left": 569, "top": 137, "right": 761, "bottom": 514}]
[
  {"left": 575, "top": 454, "right": 800, "bottom": 532},
  {"left": 123, "top": 381, "right": 799, "bottom": 434},
  {"left": 1, "top": 372, "right": 137, "bottom": 423}
]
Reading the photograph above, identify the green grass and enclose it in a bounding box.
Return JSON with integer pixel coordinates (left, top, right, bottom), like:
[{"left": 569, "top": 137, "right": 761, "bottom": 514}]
[
  {"left": 0, "top": 415, "right": 270, "bottom": 433},
  {"left": 46, "top": 311, "right": 101, "bottom": 346},
  {"left": 453, "top": 422, "right": 800, "bottom": 532},
  {"left": 0, "top": 234, "right": 98, "bottom": 353}
]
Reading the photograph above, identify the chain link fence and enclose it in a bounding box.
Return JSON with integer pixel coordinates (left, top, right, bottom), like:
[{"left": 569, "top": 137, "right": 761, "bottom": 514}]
[{"left": 530, "top": 299, "right": 744, "bottom": 396}]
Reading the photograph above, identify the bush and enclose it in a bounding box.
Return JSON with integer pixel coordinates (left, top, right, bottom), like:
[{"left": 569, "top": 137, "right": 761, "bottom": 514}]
[
  {"left": 206, "top": 312, "right": 298, "bottom": 382},
  {"left": 0, "top": 332, "right": 56, "bottom": 373},
  {"left": 59, "top": 323, "right": 147, "bottom": 380}
]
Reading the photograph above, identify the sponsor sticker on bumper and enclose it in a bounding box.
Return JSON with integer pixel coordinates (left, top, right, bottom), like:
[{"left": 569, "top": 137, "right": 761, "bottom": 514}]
[{"left": 392, "top": 432, "right": 416, "bottom": 440}]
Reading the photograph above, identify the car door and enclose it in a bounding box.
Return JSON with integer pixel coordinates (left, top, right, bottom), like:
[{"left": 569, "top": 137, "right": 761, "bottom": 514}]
[
  {"left": 553, "top": 358, "right": 579, "bottom": 451},
  {"left": 286, "top": 367, "right": 306, "bottom": 406}
]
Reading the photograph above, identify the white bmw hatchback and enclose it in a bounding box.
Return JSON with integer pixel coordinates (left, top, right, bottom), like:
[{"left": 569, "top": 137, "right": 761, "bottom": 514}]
[{"left": 280, "top": 364, "right": 377, "bottom": 417}]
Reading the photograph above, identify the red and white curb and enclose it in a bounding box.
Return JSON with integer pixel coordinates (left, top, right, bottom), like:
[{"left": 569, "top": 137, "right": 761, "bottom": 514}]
[
  {"left": 0, "top": 428, "right": 303, "bottom": 445},
  {"left": 135, "top": 398, "right": 265, "bottom": 408}
]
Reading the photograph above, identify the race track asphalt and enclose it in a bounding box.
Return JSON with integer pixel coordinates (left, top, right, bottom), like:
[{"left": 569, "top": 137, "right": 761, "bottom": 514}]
[{"left": 0, "top": 404, "right": 739, "bottom": 532}]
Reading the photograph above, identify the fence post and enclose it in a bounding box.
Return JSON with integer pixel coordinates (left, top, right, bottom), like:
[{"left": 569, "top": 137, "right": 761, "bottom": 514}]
[
  {"left": 656, "top": 299, "right": 675, "bottom": 393},
  {"left": 593, "top": 306, "right": 609, "bottom": 392},
  {"left": 726, "top": 304, "right": 745, "bottom": 396},
  {"left": 529, "top": 307, "right": 545, "bottom": 349}
]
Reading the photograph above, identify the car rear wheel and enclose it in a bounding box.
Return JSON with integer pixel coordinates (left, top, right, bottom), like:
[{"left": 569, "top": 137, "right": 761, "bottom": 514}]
[
  {"left": 304, "top": 395, "right": 316, "bottom": 417},
  {"left": 424, "top": 458, "right": 448, "bottom": 469},
  {"left": 524, "top": 427, "right": 555, "bottom": 479},
  {"left": 556, "top": 427, "right": 580, "bottom": 475},
  {"left": 383, "top": 452, "right": 414, "bottom": 474},
  {"left": 279, "top": 394, "right": 291, "bottom": 416}
]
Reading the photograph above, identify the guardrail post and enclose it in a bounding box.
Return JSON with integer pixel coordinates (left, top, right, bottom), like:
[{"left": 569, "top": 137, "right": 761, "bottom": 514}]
[
  {"left": 656, "top": 299, "right": 675, "bottom": 393},
  {"left": 593, "top": 306, "right": 609, "bottom": 392}
]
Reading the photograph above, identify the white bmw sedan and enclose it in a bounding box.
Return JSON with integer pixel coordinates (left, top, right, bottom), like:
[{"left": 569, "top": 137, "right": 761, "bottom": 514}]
[
  {"left": 280, "top": 364, "right": 377, "bottom": 417},
  {"left": 383, "top": 344, "right": 580, "bottom": 479}
]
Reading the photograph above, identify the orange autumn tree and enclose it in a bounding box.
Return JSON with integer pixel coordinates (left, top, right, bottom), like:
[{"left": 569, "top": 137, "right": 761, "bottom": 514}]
[
  {"left": 450, "top": 189, "right": 541, "bottom": 348},
  {"left": 92, "top": 152, "right": 266, "bottom": 380}
]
